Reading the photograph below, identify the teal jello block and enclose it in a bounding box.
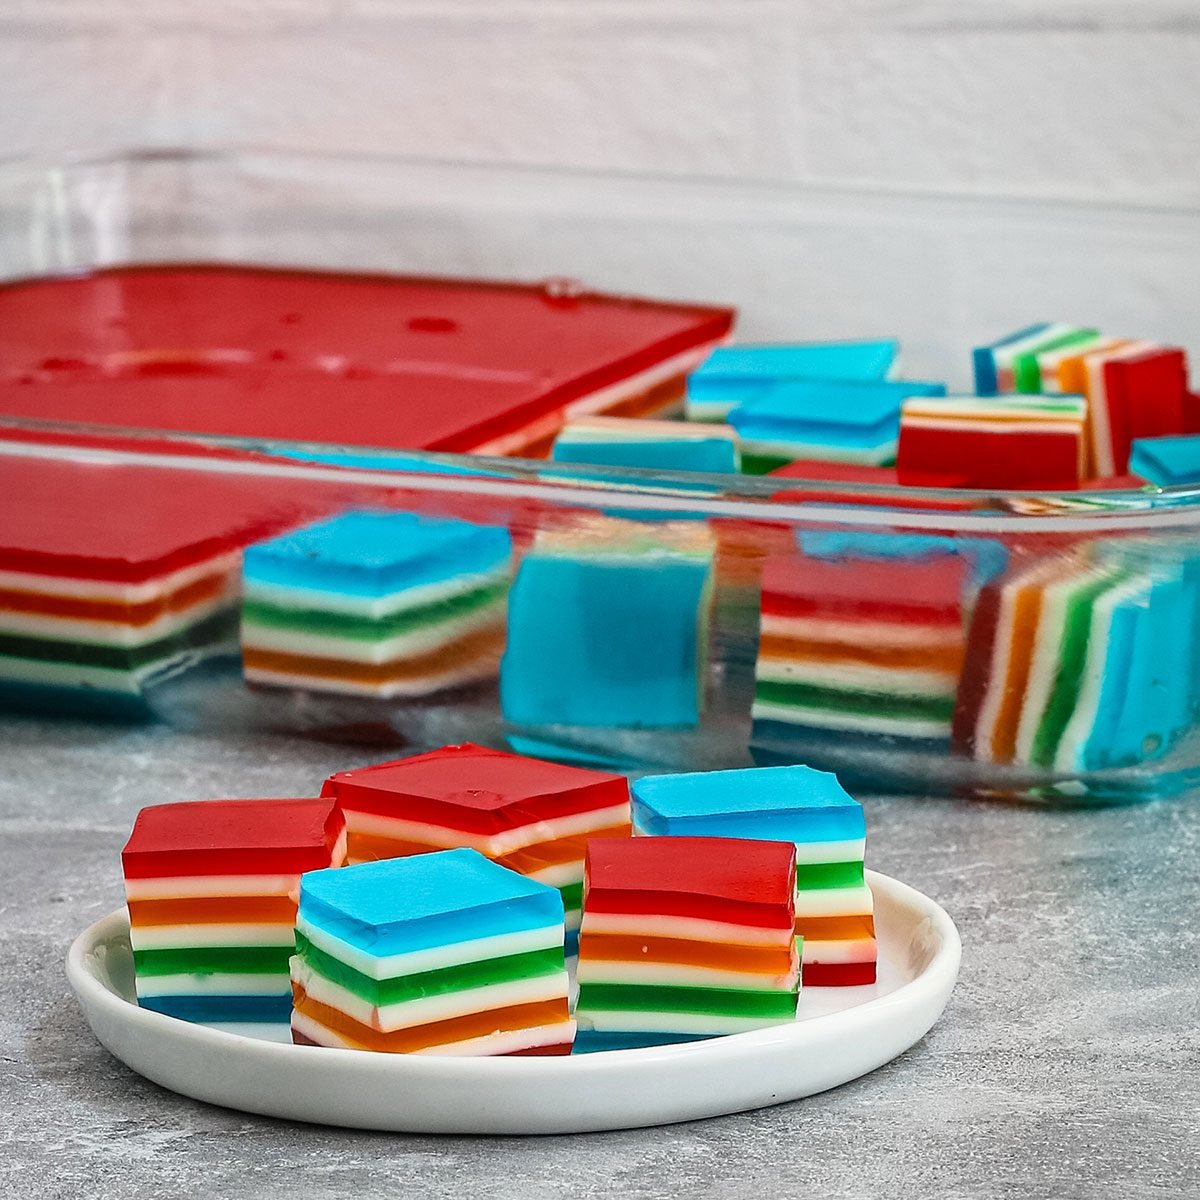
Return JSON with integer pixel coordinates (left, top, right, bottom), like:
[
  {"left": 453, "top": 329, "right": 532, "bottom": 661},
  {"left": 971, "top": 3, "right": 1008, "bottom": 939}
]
[
  {"left": 631, "top": 764, "right": 864, "bottom": 843},
  {"left": 500, "top": 526, "right": 713, "bottom": 729}
]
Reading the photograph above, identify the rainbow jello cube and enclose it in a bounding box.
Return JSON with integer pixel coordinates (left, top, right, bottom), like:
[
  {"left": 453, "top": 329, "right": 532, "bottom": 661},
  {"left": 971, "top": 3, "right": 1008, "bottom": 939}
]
[
  {"left": 321, "top": 743, "right": 631, "bottom": 949},
  {"left": 631, "top": 766, "right": 876, "bottom": 986},
  {"left": 574, "top": 835, "right": 799, "bottom": 1051},
  {"left": 686, "top": 340, "right": 899, "bottom": 422},
  {"left": 241, "top": 509, "right": 512, "bottom": 699},
  {"left": 121, "top": 798, "right": 346, "bottom": 1024},
  {"left": 290, "top": 849, "right": 575, "bottom": 1055}
]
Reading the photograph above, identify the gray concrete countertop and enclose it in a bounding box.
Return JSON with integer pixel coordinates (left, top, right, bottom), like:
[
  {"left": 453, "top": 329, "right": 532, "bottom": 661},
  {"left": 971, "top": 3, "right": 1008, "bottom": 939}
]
[{"left": 2, "top": 715, "right": 1197, "bottom": 1199}]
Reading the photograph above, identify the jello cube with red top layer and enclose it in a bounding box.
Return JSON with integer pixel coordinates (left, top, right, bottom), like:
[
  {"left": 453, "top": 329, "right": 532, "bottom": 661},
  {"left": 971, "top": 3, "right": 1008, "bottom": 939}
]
[
  {"left": 121, "top": 797, "right": 347, "bottom": 1024},
  {"left": 321, "top": 743, "right": 632, "bottom": 949}
]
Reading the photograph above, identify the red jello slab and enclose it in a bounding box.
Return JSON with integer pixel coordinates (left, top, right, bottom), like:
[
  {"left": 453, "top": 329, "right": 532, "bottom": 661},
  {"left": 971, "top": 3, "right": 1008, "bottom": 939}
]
[
  {"left": 768, "top": 460, "right": 901, "bottom": 485},
  {"left": 0, "top": 454, "right": 331, "bottom": 582},
  {"left": 584, "top": 837, "right": 796, "bottom": 917},
  {"left": 122, "top": 798, "right": 344, "bottom": 878},
  {"left": 0, "top": 264, "right": 734, "bottom": 454},
  {"left": 803, "top": 961, "right": 877, "bottom": 986},
  {"left": 323, "top": 743, "right": 630, "bottom": 834},
  {"left": 760, "top": 554, "right": 969, "bottom": 626}
]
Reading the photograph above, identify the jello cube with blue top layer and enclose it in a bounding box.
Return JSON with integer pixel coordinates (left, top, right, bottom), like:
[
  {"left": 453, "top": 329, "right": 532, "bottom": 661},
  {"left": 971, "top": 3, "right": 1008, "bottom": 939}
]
[
  {"left": 551, "top": 414, "right": 739, "bottom": 475},
  {"left": 241, "top": 509, "right": 512, "bottom": 699},
  {"left": 685, "top": 340, "right": 899, "bottom": 422},
  {"left": 631, "top": 765, "right": 876, "bottom": 985},
  {"left": 290, "top": 849, "right": 575, "bottom": 1055},
  {"left": 501, "top": 520, "right": 714, "bottom": 729},
  {"left": 728, "top": 378, "right": 945, "bottom": 473}
]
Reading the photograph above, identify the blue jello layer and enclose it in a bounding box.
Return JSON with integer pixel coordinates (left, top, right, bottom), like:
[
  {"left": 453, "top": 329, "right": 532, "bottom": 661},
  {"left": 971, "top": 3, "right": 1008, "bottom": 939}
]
[
  {"left": 631, "top": 764, "right": 865, "bottom": 843},
  {"left": 501, "top": 553, "right": 710, "bottom": 729},
  {"left": 242, "top": 509, "right": 511, "bottom": 598},
  {"left": 1129, "top": 435, "right": 1200, "bottom": 487},
  {"left": 571, "top": 1030, "right": 711, "bottom": 1054},
  {"left": 298, "top": 848, "right": 565, "bottom": 958},
  {"left": 138, "top": 994, "right": 293, "bottom": 1023}
]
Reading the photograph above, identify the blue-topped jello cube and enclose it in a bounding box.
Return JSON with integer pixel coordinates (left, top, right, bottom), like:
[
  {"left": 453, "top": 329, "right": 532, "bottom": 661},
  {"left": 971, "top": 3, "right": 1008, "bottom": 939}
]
[
  {"left": 685, "top": 340, "right": 899, "bottom": 422},
  {"left": 551, "top": 414, "right": 739, "bottom": 475},
  {"left": 631, "top": 765, "right": 876, "bottom": 985},
  {"left": 241, "top": 509, "right": 512, "bottom": 698},
  {"left": 500, "top": 521, "right": 714, "bottom": 728},
  {"left": 728, "top": 378, "right": 945, "bottom": 473},
  {"left": 290, "top": 848, "right": 575, "bottom": 1055}
]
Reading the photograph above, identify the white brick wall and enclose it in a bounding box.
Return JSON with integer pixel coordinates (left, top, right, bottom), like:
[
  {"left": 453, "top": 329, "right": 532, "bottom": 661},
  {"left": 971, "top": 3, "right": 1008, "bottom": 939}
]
[{"left": 1, "top": 1, "right": 1198, "bottom": 382}]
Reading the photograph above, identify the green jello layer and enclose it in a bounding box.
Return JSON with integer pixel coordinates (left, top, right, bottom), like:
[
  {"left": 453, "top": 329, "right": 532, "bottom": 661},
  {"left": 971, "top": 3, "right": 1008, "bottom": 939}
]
[
  {"left": 0, "top": 610, "right": 234, "bottom": 671},
  {"left": 577, "top": 982, "right": 798, "bottom": 1018},
  {"left": 1031, "top": 570, "right": 1125, "bottom": 767},
  {"left": 755, "top": 679, "right": 954, "bottom": 723},
  {"left": 558, "top": 880, "right": 583, "bottom": 912},
  {"left": 795, "top": 860, "right": 864, "bottom": 890},
  {"left": 133, "top": 944, "right": 293, "bottom": 976},
  {"left": 295, "top": 932, "right": 563, "bottom": 1006},
  {"left": 242, "top": 580, "right": 506, "bottom": 642}
]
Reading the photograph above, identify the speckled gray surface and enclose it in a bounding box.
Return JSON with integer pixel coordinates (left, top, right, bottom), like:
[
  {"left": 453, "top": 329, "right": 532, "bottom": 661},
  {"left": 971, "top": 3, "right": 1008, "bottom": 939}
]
[{"left": 2, "top": 714, "right": 1197, "bottom": 1199}]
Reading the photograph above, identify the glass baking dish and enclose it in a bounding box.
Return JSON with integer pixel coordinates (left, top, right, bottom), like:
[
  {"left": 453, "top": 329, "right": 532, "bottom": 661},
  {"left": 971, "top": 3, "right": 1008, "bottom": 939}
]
[{"left": 2, "top": 149, "right": 1199, "bottom": 806}]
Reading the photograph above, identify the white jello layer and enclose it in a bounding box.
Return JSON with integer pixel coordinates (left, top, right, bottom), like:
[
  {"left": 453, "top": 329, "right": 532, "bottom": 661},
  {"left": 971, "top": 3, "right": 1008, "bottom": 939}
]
[
  {"left": 758, "top": 613, "right": 963, "bottom": 649},
  {"left": 290, "top": 957, "right": 570, "bottom": 1033},
  {"left": 134, "top": 973, "right": 290, "bottom": 998},
  {"left": 578, "top": 912, "right": 794, "bottom": 948},
  {"left": 344, "top": 802, "right": 630, "bottom": 859},
  {"left": 793, "top": 884, "right": 874, "bottom": 918},
  {"left": 240, "top": 601, "right": 504, "bottom": 664},
  {"left": 577, "top": 1009, "right": 794, "bottom": 1036},
  {"left": 290, "top": 1011, "right": 576, "bottom": 1056},
  {"left": 752, "top": 698, "right": 951, "bottom": 738},
  {"left": 802, "top": 938, "right": 877, "bottom": 965},
  {"left": 125, "top": 873, "right": 303, "bottom": 901},
  {"left": 756, "top": 656, "right": 957, "bottom": 696},
  {"left": 295, "top": 915, "right": 563, "bottom": 981},
  {"left": 243, "top": 657, "right": 500, "bottom": 699},
  {"left": 0, "top": 586, "right": 236, "bottom": 647},
  {"left": 243, "top": 563, "right": 510, "bottom": 620},
  {"left": 0, "top": 552, "right": 241, "bottom": 605},
  {"left": 628, "top": 827, "right": 867, "bottom": 867},
  {"left": 128, "top": 922, "right": 296, "bottom": 951}
]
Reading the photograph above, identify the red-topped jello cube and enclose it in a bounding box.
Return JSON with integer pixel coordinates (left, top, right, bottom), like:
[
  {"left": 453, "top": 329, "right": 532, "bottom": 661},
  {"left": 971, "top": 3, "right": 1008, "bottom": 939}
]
[
  {"left": 121, "top": 797, "right": 346, "bottom": 1024},
  {"left": 321, "top": 743, "right": 632, "bottom": 947},
  {"left": 574, "top": 835, "right": 800, "bottom": 1052}
]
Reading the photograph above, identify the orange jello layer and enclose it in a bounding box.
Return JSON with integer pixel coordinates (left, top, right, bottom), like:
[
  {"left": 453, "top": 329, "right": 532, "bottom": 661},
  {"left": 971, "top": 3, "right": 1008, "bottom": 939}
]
[
  {"left": 795, "top": 914, "right": 877, "bottom": 941},
  {"left": 128, "top": 894, "right": 298, "bottom": 926},
  {"left": 291, "top": 984, "right": 570, "bottom": 1053},
  {"left": 579, "top": 933, "right": 795, "bottom": 974}
]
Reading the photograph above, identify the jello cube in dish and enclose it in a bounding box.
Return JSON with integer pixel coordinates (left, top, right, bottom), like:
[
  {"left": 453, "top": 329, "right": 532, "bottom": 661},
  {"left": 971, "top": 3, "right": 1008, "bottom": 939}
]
[
  {"left": 500, "top": 520, "right": 715, "bottom": 730},
  {"left": 290, "top": 849, "right": 575, "bottom": 1055},
  {"left": 121, "top": 798, "right": 347, "bottom": 1024},
  {"left": 631, "top": 765, "right": 876, "bottom": 986},
  {"left": 574, "top": 835, "right": 799, "bottom": 1051},
  {"left": 241, "top": 509, "right": 512, "bottom": 699},
  {"left": 321, "top": 742, "right": 631, "bottom": 950}
]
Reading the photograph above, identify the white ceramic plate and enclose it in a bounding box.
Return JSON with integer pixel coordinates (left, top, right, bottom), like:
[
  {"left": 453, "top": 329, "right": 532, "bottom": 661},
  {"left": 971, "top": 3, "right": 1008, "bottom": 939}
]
[{"left": 66, "top": 870, "right": 960, "bottom": 1134}]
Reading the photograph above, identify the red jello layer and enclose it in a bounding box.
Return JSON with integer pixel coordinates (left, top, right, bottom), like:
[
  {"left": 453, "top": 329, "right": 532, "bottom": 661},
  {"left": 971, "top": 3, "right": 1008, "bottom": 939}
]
[
  {"left": 324, "top": 744, "right": 630, "bottom": 834},
  {"left": 122, "top": 798, "right": 344, "bottom": 879},
  {"left": 803, "top": 961, "right": 877, "bottom": 986}
]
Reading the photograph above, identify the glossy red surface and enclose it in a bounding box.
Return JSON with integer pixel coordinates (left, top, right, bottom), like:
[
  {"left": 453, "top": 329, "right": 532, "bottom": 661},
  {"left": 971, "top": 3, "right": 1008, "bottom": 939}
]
[
  {"left": 0, "top": 264, "right": 733, "bottom": 453},
  {"left": 322, "top": 743, "right": 630, "bottom": 832},
  {"left": 0, "top": 453, "right": 331, "bottom": 581},
  {"left": 584, "top": 836, "right": 797, "bottom": 913},
  {"left": 121, "top": 798, "right": 345, "bottom": 878}
]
